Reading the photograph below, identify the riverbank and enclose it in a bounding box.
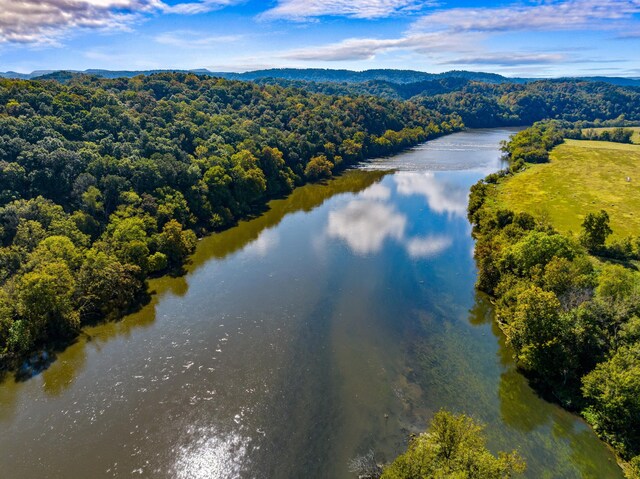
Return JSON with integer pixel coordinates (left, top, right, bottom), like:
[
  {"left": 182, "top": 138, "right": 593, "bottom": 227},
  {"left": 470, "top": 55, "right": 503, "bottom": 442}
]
[{"left": 469, "top": 125, "right": 638, "bottom": 478}]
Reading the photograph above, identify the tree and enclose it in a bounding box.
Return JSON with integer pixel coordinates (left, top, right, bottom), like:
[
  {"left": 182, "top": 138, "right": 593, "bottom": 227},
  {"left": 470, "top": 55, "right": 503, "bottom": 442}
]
[
  {"left": 596, "top": 264, "right": 638, "bottom": 304},
  {"left": 381, "top": 410, "right": 525, "bottom": 479},
  {"left": 542, "top": 255, "right": 594, "bottom": 298},
  {"left": 15, "top": 262, "right": 79, "bottom": 349},
  {"left": 13, "top": 219, "right": 46, "bottom": 251},
  {"left": 0, "top": 289, "right": 14, "bottom": 357},
  {"left": 500, "top": 231, "right": 576, "bottom": 277},
  {"left": 581, "top": 210, "right": 612, "bottom": 252},
  {"left": 75, "top": 249, "right": 144, "bottom": 322},
  {"left": 27, "top": 235, "right": 82, "bottom": 271},
  {"left": 156, "top": 219, "right": 197, "bottom": 266},
  {"left": 626, "top": 456, "right": 640, "bottom": 479},
  {"left": 582, "top": 343, "right": 640, "bottom": 458},
  {"left": 304, "top": 155, "right": 333, "bottom": 181},
  {"left": 503, "top": 286, "right": 573, "bottom": 381},
  {"left": 259, "top": 146, "right": 294, "bottom": 195},
  {"left": 148, "top": 251, "right": 168, "bottom": 273}
]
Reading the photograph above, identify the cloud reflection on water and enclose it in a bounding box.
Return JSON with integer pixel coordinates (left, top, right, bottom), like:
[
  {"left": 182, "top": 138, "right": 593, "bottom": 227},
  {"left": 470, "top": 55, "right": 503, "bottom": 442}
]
[
  {"left": 394, "top": 171, "right": 468, "bottom": 217},
  {"left": 244, "top": 228, "right": 280, "bottom": 257},
  {"left": 327, "top": 200, "right": 406, "bottom": 255},
  {"left": 326, "top": 178, "right": 456, "bottom": 258},
  {"left": 360, "top": 183, "right": 392, "bottom": 200},
  {"left": 405, "top": 235, "right": 453, "bottom": 258}
]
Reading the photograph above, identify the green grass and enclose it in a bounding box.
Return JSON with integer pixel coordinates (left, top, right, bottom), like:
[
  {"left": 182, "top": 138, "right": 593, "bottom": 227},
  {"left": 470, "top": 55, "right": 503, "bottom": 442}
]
[
  {"left": 490, "top": 139, "right": 640, "bottom": 238},
  {"left": 582, "top": 126, "right": 640, "bottom": 144}
]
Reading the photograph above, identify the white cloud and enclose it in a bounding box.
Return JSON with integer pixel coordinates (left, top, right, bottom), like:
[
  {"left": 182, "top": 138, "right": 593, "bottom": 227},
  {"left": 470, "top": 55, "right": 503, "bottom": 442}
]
[
  {"left": 0, "top": 0, "right": 239, "bottom": 44},
  {"left": 439, "top": 53, "right": 569, "bottom": 67},
  {"left": 327, "top": 200, "right": 406, "bottom": 255},
  {"left": 155, "top": 30, "right": 243, "bottom": 48},
  {"left": 411, "top": 0, "right": 640, "bottom": 34},
  {"left": 161, "top": 0, "right": 239, "bottom": 15},
  {"left": 278, "top": 0, "right": 639, "bottom": 68},
  {"left": 260, "top": 0, "right": 435, "bottom": 21},
  {"left": 283, "top": 32, "right": 478, "bottom": 61}
]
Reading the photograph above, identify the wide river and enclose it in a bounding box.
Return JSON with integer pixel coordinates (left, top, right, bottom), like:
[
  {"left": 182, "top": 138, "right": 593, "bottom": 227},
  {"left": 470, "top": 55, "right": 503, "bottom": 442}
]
[{"left": 0, "top": 129, "right": 623, "bottom": 478}]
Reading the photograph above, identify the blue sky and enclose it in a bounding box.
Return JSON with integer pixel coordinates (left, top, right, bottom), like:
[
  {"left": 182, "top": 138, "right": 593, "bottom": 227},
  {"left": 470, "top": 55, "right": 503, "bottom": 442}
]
[{"left": 1, "top": 0, "right": 639, "bottom": 77}]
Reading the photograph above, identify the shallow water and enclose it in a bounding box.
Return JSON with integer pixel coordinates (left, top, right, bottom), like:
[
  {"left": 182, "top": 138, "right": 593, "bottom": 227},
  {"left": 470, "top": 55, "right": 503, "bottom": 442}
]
[{"left": 0, "top": 129, "right": 623, "bottom": 478}]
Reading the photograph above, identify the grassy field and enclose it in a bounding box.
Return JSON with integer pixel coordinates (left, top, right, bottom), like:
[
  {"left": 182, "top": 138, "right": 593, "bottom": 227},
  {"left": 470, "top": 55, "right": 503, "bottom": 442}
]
[
  {"left": 490, "top": 139, "right": 640, "bottom": 238},
  {"left": 582, "top": 126, "right": 640, "bottom": 144}
]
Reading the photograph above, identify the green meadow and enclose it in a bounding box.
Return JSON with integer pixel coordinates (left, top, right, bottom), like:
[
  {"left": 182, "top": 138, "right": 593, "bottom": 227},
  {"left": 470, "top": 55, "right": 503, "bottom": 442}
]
[{"left": 490, "top": 139, "right": 640, "bottom": 238}]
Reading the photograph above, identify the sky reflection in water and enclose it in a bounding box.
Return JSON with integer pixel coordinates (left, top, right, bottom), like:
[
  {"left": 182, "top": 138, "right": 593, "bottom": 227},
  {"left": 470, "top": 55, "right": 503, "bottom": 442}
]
[{"left": 326, "top": 172, "right": 462, "bottom": 259}]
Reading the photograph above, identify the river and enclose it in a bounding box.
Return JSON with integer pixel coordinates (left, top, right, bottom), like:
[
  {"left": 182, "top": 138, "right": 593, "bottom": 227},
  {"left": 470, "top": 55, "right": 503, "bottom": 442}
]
[{"left": 0, "top": 129, "right": 623, "bottom": 478}]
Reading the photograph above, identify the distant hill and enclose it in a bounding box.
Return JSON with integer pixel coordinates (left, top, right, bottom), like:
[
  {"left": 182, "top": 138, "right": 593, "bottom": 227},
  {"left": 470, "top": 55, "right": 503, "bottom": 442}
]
[
  {"left": 0, "top": 70, "right": 55, "bottom": 80},
  {"left": 222, "top": 68, "right": 523, "bottom": 84},
  {"left": 0, "top": 68, "right": 511, "bottom": 83},
  {"left": 559, "top": 76, "right": 640, "bottom": 87},
  {"left": 1, "top": 67, "right": 638, "bottom": 87}
]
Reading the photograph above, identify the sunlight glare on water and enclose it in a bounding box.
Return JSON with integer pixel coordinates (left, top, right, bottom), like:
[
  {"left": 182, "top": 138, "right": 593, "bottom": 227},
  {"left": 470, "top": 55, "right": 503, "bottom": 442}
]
[{"left": 173, "top": 426, "right": 251, "bottom": 479}]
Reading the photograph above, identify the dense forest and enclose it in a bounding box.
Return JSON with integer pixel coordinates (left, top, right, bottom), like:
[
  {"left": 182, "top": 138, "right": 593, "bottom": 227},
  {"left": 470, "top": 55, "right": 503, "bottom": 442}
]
[
  {"left": 256, "top": 78, "right": 640, "bottom": 129},
  {"left": 0, "top": 68, "right": 549, "bottom": 84},
  {"left": 416, "top": 81, "right": 640, "bottom": 127},
  {"left": 469, "top": 122, "right": 640, "bottom": 478},
  {"left": 0, "top": 73, "right": 465, "bottom": 371}
]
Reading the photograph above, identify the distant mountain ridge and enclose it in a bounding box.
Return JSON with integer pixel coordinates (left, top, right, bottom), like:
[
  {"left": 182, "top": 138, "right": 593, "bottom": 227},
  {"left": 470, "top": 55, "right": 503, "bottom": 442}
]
[{"left": 1, "top": 68, "right": 639, "bottom": 87}]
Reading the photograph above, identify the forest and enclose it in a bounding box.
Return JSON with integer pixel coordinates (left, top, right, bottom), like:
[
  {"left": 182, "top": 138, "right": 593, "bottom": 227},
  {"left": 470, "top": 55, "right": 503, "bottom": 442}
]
[
  {"left": 1, "top": 73, "right": 640, "bottom": 374},
  {"left": 257, "top": 77, "right": 640, "bottom": 128},
  {"left": 469, "top": 122, "right": 640, "bottom": 478},
  {"left": 0, "top": 73, "right": 464, "bottom": 371}
]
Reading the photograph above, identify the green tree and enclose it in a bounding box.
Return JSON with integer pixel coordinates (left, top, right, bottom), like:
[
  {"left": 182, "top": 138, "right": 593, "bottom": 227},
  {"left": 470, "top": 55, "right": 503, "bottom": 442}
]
[
  {"left": 382, "top": 410, "right": 525, "bottom": 479},
  {"left": 596, "top": 264, "right": 638, "bottom": 304},
  {"left": 500, "top": 231, "right": 576, "bottom": 277},
  {"left": 27, "top": 235, "right": 82, "bottom": 271},
  {"left": 157, "top": 219, "right": 197, "bottom": 266},
  {"left": 0, "top": 289, "right": 14, "bottom": 357},
  {"left": 580, "top": 210, "right": 612, "bottom": 252},
  {"left": 13, "top": 219, "right": 47, "bottom": 251},
  {"left": 148, "top": 251, "right": 168, "bottom": 273},
  {"left": 15, "top": 262, "right": 79, "bottom": 350},
  {"left": 304, "top": 155, "right": 333, "bottom": 181},
  {"left": 626, "top": 456, "right": 640, "bottom": 479},
  {"left": 76, "top": 249, "right": 143, "bottom": 321},
  {"left": 503, "top": 286, "right": 573, "bottom": 380},
  {"left": 583, "top": 343, "right": 640, "bottom": 457}
]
